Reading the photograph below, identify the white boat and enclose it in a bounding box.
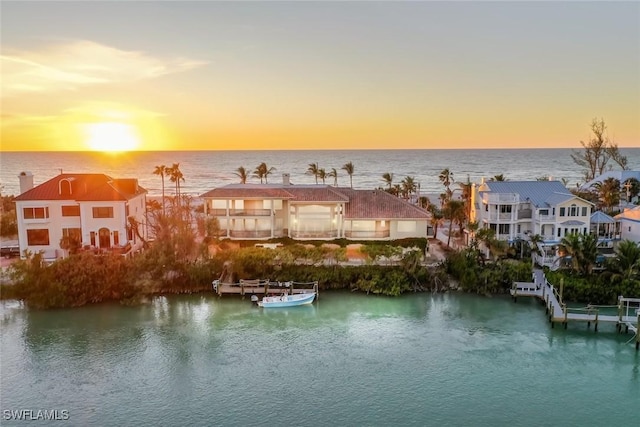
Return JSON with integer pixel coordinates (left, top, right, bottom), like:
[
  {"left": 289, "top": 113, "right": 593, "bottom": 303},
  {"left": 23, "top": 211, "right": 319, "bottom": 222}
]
[{"left": 257, "top": 292, "right": 316, "bottom": 308}]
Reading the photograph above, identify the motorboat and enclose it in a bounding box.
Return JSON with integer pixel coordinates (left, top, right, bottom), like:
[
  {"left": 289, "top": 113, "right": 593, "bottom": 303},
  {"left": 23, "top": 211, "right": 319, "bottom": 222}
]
[{"left": 257, "top": 292, "right": 316, "bottom": 308}]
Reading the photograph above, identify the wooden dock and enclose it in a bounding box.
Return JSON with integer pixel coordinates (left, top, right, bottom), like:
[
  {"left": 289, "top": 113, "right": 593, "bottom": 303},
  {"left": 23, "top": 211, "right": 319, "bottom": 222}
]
[
  {"left": 511, "top": 269, "right": 640, "bottom": 350},
  {"left": 212, "top": 279, "right": 319, "bottom": 299}
]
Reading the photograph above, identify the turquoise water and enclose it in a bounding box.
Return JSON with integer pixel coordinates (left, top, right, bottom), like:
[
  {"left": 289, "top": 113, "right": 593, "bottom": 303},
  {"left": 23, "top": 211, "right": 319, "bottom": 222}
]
[{"left": 1, "top": 292, "right": 638, "bottom": 426}]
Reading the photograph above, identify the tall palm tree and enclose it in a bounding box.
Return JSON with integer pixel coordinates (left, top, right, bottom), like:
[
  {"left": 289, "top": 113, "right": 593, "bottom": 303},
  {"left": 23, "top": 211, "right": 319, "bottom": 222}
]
[
  {"left": 382, "top": 172, "right": 394, "bottom": 190},
  {"left": 457, "top": 175, "right": 472, "bottom": 224},
  {"left": 529, "top": 233, "right": 544, "bottom": 267},
  {"left": 168, "top": 163, "right": 184, "bottom": 206},
  {"left": 559, "top": 233, "right": 582, "bottom": 273},
  {"left": 318, "top": 168, "right": 327, "bottom": 184},
  {"left": 428, "top": 205, "right": 443, "bottom": 239},
  {"left": 307, "top": 163, "right": 319, "bottom": 184},
  {"left": 401, "top": 176, "right": 417, "bottom": 200},
  {"left": 439, "top": 168, "right": 453, "bottom": 201},
  {"left": 153, "top": 164, "right": 167, "bottom": 215},
  {"left": 444, "top": 199, "right": 465, "bottom": 247},
  {"left": 234, "top": 166, "right": 249, "bottom": 184},
  {"left": 328, "top": 168, "right": 338, "bottom": 186},
  {"left": 254, "top": 162, "right": 276, "bottom": 184},
  {"left": 342, "top": 161, "right": 354, "bottom": 188},
  {"left": 610, "top": 240, "right": 640, "bottom": 281},
  {"left": 591, "top": 177, "right": 620, "bottom": 213}
]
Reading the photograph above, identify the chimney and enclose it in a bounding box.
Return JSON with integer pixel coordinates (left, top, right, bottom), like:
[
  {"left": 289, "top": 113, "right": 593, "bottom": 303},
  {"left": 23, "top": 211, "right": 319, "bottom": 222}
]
[
  {"left": 282, "top": 173, "right": 290, "bottom": 186},
  {"left": 480, "top": 177, "right": 485, "bottom": 185},
  {"left": 548, "top": 176, "right": 553, "bottom": 181},
  {"left": 18, "top": 171, "right": 34, "bottom": 194}
]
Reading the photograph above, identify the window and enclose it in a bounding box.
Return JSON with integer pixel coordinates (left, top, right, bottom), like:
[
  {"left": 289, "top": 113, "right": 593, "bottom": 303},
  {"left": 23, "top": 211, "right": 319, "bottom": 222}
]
[
  {"left": 27, "top": 229, "right": 50, "bottom": 245},
  {"left": 539, "top": 209, "right": 549, "bottom": 216},
  {"left": 500, "top": 205, "right": 512, "bottom": 213},
  {"left": 559, "top": 207, "right": 565, "bottom": 217},
  {"left": 23, "top": 207, "right": 49, "bottom": 219},
  {"left": 92, "top": 207, "right": 114, "bottom": 218},
  {"left": 90, "top": 232, "right": 96, "bottom": 246},
  {"left": 581, "top": 207, "right": 587, "bottom": 216},
  {"left": 557, "top": 228, "right": 561, "bottom": 237},
  {"left": 113, "top": 231, "right": 119, "bottom": 246},
  {"left": 517, "top": 224, "right": 521, "bottom": 233},
  {"left": 498, "top": 224, "right": 510, "bottom": 234},
  {"left": 569, "top": 205, "right": 577, "bottom": 216},
  {"left": 61, "top": 205, "right": 80, "bottom": 216}
]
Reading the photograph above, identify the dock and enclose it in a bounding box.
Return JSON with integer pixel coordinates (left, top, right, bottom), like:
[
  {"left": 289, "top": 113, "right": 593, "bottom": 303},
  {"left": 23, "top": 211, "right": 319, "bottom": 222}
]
[
  {"left": 511, "top": 269, "right": 640, "bottom": 350},
  {"left": 212, "top": 279, "right": 319, "bottom": 299}
]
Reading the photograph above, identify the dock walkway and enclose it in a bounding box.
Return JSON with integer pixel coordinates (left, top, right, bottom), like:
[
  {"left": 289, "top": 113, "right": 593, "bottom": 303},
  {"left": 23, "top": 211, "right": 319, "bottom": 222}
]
[
  {"left": 212, "top": 279, "right": 319, "bottom": 299},
  {"left": 511, "top": 269, "right": 640, "bottom": 350}
]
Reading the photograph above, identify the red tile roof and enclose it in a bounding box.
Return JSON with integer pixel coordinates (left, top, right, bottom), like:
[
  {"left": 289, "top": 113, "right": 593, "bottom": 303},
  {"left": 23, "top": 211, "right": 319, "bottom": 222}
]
[
  {"left": 14, "top": 174, "right": 146, "bottom": 202},
  {"left": 336, "top": 188, "right": 430, "bottom": 219},
  {"left": 200, "top": 185, "right": 294, "bottom": 199},
  {"left": 286, "top": 186, "right": 349, "bottom": 202}
]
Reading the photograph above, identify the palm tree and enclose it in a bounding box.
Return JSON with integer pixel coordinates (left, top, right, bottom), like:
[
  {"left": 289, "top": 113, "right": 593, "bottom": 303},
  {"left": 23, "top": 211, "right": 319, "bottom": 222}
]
[
  {"left": 610, "top": 240, "right": 640, "bottom": 281},
  {"left": 382, "top": 172, "right": 394, "bottom": 190},
  {"left": 428, "top": 206, "right": 444, "bottom": 239},
  {"left": 168, "top": 163, "right": 184, "bottom": 206},
  {"left": 439, "top": 168, "right": 453, "bottom": 201},
  {"left": 401, "top": 176, "right": 417, "bottom": 200},
  {"left": 591, "top": 177, "right": 620, "bottom": 213},
  {"left": 306, "top": 163, "right": 320, "bottom": 184},
  {"left": 328, "top": 168, "right": 338, "bottom": 186},
  {"left": 529, "top": 233, "right": 544, "bottom": 267},
  {"left": 490, "top": 174, "right": 506, "bottom": 181},
  {"left": 457, "top": 175, "right": 472, "bottom": 224},
  {"left": 153, "top": 164, "right": 167, "bottom": 215},
  {"left": 444, "top": 199, "right": 465, "bottom": 247},
  {"left": 254, "top": 162, "right": 276, "bottom": 184},
  {"left": 318, "top": 168, "right": 327, "bottom": 184},
  {"left": 559, "top": 233, "right": 582, "bottom": 273},
  {"left": 342, "top": 162, "right": 354, "bottom": 188},
  {"left": 234, "top": 166, "right": 249, "bottom": 184}
]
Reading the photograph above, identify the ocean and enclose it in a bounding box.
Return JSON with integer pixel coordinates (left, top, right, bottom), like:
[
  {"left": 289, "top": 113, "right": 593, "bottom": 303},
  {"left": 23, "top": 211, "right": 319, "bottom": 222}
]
[{"left": 1, "top": 148, "right": 639, "bottom": 198}]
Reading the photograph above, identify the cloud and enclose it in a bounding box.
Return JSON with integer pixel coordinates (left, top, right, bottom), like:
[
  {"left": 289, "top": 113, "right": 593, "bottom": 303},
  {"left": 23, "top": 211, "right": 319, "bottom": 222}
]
[{"left": 1, "top": 40, "right": 208, "bottom": 96}]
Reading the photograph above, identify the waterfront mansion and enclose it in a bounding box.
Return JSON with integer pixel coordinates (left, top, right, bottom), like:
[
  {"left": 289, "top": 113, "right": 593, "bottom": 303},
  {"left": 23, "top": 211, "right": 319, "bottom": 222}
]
[
  {"left": 13, "top": 172, "right": 147, "bottom": 261},
  {"left": 201, "top": 174, "right": 431, "bottom": 241},
  {"left": 470, "top": 179, "right": 596, "bottom": 267}
]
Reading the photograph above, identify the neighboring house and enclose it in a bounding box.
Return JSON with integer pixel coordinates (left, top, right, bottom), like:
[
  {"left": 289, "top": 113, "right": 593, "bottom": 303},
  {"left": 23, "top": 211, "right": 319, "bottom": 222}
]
[
  {"left": 200, "top": 175, "right": 431, "bottom": 241},
  {"left": 615, "top": 206, "right": 640, "bottom": 243},
  {"left": 14, "top": 172, "right": 147, "bottom": 261},
  {"left": 470, "top": 180, "right": 594, "bottom": 267},
  {"left": 580, "top": 170, "right": 640, "bottom": 203}
]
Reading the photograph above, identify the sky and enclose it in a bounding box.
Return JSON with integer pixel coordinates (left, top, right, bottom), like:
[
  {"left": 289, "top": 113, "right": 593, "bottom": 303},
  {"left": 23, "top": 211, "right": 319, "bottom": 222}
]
[{"left": 1, "top": 1, "right": 639, "bottom": 151}]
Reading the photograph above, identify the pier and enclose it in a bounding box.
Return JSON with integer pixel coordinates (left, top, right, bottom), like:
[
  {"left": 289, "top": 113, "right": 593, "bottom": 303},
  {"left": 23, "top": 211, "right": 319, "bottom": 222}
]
[
  {"left": 511, "top": 269, "right": 640, "bottom": 350},
  {"left": 212, "top": 279, "right": 319, "bottom": 299}
]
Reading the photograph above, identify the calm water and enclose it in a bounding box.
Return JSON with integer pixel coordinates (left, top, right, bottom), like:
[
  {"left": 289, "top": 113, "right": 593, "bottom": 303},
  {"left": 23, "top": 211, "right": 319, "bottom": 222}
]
[
  {"left": 1, "top": 148, "right": 639, "bottom": 197},
  {"left": 1, "top": 292, "right": 638, "bottom": 426}
]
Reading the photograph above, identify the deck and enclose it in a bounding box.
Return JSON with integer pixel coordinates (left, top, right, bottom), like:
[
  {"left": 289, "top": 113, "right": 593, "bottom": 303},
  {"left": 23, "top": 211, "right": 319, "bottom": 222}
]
[
  {"left": 213, "top": 279, "right": 319, "bottom": 299},
  {"left": 511, "top": 269, "right": 640, "bottom": 350}
]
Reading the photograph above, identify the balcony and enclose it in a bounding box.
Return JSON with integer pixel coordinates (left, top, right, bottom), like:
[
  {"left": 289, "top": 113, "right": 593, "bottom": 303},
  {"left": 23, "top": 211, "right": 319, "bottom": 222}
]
[
  {"left": 482, "top": 193, "right": 519, "bottom": 204},
  {"left": 229, "top": 230, "right": 272, "bottom": 238},
  {"left": 290, "top": 230, "right": 339, "bottom": 239},
  {"left": 344, "top": 230, "right": 391, "bottom": 239},
  {"left": 210, "top": 209, "right": 271, "bottom": 216},
  {"left": 517, "top": 209, "right": 532, "bottom": 219},
  {"left": 537, "top": 214, "right": 556, "bottom": 222}
]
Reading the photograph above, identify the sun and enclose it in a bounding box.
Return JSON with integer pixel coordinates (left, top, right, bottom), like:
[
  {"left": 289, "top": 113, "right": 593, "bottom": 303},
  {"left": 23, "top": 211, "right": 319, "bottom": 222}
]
[{"left": 84, "top": 122, "right": 141, "bottom": 152}]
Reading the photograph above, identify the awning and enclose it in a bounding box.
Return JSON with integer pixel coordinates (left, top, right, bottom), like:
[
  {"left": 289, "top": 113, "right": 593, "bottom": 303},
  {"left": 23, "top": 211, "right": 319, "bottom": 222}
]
[
  {"left": 560, "top": 220, "right": 585, "bottom": 226},
  {"left": 590, "top": 211, "right": 615, "bottom": 224}
]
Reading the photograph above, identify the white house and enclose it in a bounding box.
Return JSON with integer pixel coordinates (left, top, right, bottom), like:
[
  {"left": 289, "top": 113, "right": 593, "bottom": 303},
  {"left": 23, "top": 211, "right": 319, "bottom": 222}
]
[
  {"left": 470, "top": 180, "right": 594, "bottom": 267},
  {"left": 200, "top": 175, "right": 431, "bottom": 241},
  {"left": 14, "top": 172, "right": 147, "bottom": 261},
  {"left": 580, "top": 170, "right": 640, "bottom": 204},
  {"left": 615, "top": 206, "right": 640, "bottom": 243}
]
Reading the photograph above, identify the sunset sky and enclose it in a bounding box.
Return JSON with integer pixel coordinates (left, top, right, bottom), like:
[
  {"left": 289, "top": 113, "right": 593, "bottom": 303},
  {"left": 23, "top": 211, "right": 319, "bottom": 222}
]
[{"left": 1, "top": 1, "right": 638, "bottom": 151}]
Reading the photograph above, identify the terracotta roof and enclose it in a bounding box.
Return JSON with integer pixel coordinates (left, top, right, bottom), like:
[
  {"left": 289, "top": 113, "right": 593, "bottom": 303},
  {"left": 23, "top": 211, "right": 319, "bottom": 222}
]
[
  {"left": 14, "top": 173, "right": 146, "bottom": 202},
  {"left": 201, "top": 185, "right": 294, "bottom": 199},
  {"left": 336, "top": 188, "right": 430, "bottom": 219},
  {"left": 286, "top": 186, "right": 349, "bottom": 202}
]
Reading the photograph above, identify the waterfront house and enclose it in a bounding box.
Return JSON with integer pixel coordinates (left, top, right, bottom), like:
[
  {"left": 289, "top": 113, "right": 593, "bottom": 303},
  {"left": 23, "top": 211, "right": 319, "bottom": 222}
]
[
  {"left": 470, "top": 179, "right": 594, "bottom": 268},
  {"left": 200, "top": 174, "right": 430, "bottom": 240},
  {"left": 14, "top": 172, "right": 147, "bottom": 261},
  {"left": 614, "top": 206, "right": 640, "bottom": 243}
]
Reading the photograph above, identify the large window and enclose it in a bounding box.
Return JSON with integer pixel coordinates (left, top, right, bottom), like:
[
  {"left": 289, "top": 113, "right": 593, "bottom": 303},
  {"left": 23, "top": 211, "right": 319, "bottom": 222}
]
[
  {"left": 62, "top": 228, "right": 82, "bottom": 241},
  {"left": 23, "top": 207, "right": 49, "bottom": 219},
  {"left": 498, "top": 224, "right": 510, "bottom": 234},
  {"left": 581, "top": 207, "right": 587, "bottom": 216},
  {"left": 397, "top": 221, "right": 417, "bottom": 233},
  {"left": 62, "top": 205, "right": 80, "bottom": 216},
  {"left": 500, "top": 205, "right": 512, "bottom": 213},
  {"left": 569, "top": 205, "right": 578, "bottom": 216},
  {"left": 27, "top": 229, "right": 50, "bottom": 245},
  {"left": 559, "top": 207, "right": 566, "bottom": 217},
  {"left": 92, "top": 207, "right": 114, "bottom": 218}
]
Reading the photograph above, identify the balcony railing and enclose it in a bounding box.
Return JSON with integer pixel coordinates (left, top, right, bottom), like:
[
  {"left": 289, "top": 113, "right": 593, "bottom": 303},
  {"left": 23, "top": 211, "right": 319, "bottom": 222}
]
[
  {"left": 483, "top": 193, "right": 519, "bottom": 204},
  {"left": 517, "top": 209, "right": 532, "bottom": 219},
  {"left": 537, "top": 214, "right": 556, "bottom": 222},
  {"left": 210, "top": 208, "right": 271, "bottom": 216},
  {"left": 229, "top": 230, "right": 272, "bottom": 238},
  {"left": 344, "top": 230, "right": 391, "bottom": 239},
  {"left": 290, "top": 230, "right": 339, "bottom": 239}
]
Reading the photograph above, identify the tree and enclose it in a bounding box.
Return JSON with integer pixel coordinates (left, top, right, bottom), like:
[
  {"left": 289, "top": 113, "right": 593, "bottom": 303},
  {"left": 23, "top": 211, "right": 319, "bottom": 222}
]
[
  {"left": 328, "top": 168, "right": 338, "bottom": 186},
  {"left": 439, "top": 168, "right": 453, "bottom": 201},
  {"left": 254, "top": 162, "right": 276, "bottom": 184},
  {"left": 622, "top": 178, "right": 640, "bottom": 202},
  {"left": 529, "top": 234, "right": 544, "bottom": 267},
  {"left": 168, "top": 163, "right": 184, "bottom": 208},
  {"left": 609, "top": 240, "right": 640, "bottom": 281},
  {"left": 490, "top": 174, "right": 506, "bottom": 181},
  {"left": 153, "top": 165, "right": 167, "bottom": 215},
  {"left": 444, "top": 199, "right": 465, "bottom": 247},
  {"left": 591, "top": 177, "right": 620, "bottom": 213},
  {"left": 382, "top": 172, "right": 394, "bottom": 190},
  {"left": 428, "top": 205, "right": 443, "bottom": 238},
  {"left": 559, "top": 233, "right": 598, "bottom": 275},
  {"left": 306, "top": 163, "right": 319, "bottom": 184},
  {"left": 342, "top": 162, "right": 355, "bottom": 188},
  {"left": 234, "top": 166, "right": 249, "bottom": 184},
  {"left": 318, "top": 168, "right": 327, "bottom": 184},
  {"left": 571, "top": 118, "right": 627, "bottom": 182},
  {"left": 401, "top": 176, "right": 417, "bottom": 200}
]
